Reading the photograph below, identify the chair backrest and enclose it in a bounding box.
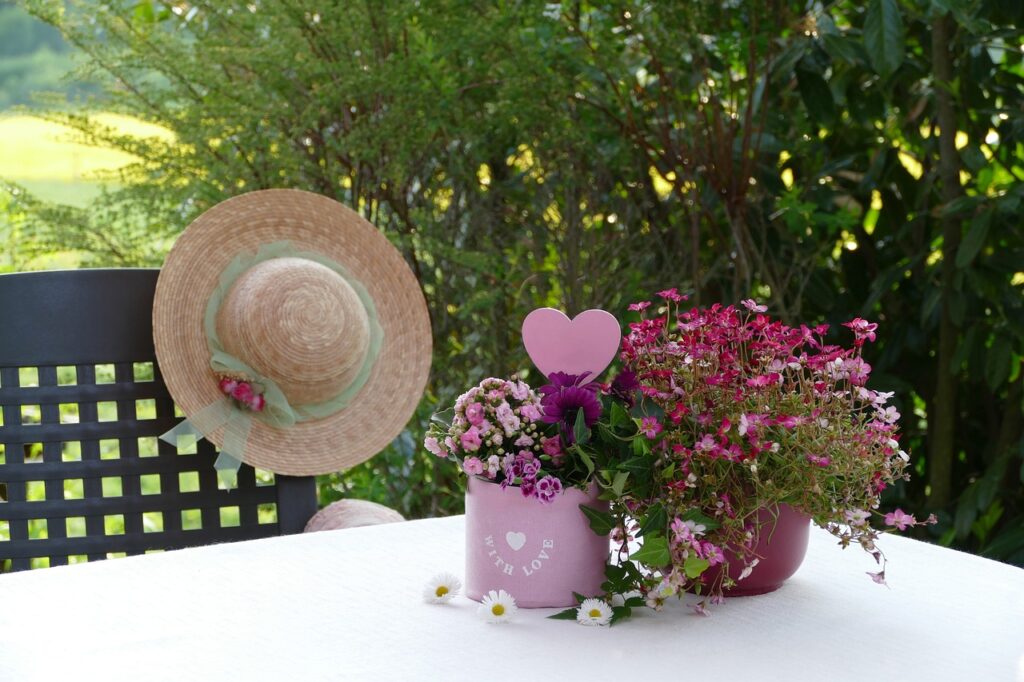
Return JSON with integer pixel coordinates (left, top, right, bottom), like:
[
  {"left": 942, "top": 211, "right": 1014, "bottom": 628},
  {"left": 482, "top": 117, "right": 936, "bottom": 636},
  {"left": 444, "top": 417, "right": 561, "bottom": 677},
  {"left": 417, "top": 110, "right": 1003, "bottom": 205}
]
[{"left": 0, "top": 269, "right": 317, "bottom": 572}]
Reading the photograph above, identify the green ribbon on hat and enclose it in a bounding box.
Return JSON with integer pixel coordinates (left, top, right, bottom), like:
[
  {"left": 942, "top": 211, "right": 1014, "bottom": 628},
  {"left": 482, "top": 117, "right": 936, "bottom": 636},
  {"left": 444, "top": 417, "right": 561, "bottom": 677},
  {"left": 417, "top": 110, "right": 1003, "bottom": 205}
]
[{"left": 160, "top": 240, "right": 384, "bottom": 488}]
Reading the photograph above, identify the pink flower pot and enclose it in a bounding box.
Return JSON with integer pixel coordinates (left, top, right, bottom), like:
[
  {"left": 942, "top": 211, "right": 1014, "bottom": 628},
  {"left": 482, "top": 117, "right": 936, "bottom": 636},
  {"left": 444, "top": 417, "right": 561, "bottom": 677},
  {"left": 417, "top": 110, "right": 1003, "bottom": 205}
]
[
  {"left": 704, "top": 503, "right": 811, "bottom": 597},
  {"left": 465, "top": 476, "right": 609, "bottom": 608}
]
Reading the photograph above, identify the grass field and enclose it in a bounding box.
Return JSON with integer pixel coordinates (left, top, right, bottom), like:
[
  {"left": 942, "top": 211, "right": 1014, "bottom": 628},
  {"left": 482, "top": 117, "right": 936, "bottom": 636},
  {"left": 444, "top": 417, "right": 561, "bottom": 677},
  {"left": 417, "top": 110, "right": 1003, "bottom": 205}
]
[{"left": 0, "top": 112, "right": 173, "bottom": 207}]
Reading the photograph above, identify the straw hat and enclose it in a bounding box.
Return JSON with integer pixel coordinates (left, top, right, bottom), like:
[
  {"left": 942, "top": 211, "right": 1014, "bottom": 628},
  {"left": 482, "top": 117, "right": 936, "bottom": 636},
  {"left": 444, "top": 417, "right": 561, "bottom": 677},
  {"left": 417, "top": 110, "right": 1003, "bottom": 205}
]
[{"left": 152, "top": 189, "right": 432, "bottom": 476}]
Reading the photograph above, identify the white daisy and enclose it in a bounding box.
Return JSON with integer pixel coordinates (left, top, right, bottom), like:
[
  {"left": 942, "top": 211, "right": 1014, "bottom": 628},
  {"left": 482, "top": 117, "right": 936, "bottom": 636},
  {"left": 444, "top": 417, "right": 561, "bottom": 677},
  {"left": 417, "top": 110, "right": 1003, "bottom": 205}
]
[
  {"left": 423, "top": 573, "right": 461, "bottom": 604},
  {"left": 477, "top": 589, "right": 517, "bottom": 624},
  {"left": 577, "top": 598, "right": 612, "bottom": 626}
]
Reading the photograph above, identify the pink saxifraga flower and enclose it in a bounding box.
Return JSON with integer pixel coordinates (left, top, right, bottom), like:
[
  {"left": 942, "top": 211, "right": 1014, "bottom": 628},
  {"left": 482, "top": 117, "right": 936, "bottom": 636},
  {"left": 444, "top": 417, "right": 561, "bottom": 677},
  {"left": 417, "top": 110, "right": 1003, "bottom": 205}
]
[
  {"left": 866, "top": 569, "right": 887, "bottom": 586},
  {"left": 844, "top": 509, "right": 870, "bottom": 527},
  {"left": 640, "top": 417, "right": 662, "bottom": 439},
  {"left": 844, "top": 317, "right": 878, "bottom": 345},
  {"left": 740, "top": 298, "right": 767, "bottom": 313},
  {"left": 884, "top": 508, "right": 916, "bottom": 531},
  {"left": 656, "top": 287, "right": 685, "bottom": 302},
  {"left": 218, "top": 377, "right": 239, "bottom": 395},
  {"left": 462, "top": 456, "right": 484, "bottom": 476},
  {"left": 806, "top": 454, "right": 831, "bottom": 467},
  {"left": 628, "top": 301, "right": 651, "bottom": 312}
]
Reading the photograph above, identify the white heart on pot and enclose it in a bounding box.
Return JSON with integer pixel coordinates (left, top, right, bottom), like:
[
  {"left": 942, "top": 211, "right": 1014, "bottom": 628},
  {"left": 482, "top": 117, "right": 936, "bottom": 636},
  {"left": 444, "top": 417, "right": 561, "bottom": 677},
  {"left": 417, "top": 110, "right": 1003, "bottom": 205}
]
[{"left": 505, "top": 531, "right": 527, "bottom": 551}]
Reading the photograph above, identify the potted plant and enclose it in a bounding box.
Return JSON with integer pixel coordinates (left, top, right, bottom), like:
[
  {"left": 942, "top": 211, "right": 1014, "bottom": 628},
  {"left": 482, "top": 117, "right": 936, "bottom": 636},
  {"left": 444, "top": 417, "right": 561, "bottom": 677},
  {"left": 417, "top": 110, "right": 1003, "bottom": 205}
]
[
  {"left": 557, "top": 289, "right": 931, "bottom": 620},
  {"left": 424, "top": 308, "right": 639, "bottom": 609}
]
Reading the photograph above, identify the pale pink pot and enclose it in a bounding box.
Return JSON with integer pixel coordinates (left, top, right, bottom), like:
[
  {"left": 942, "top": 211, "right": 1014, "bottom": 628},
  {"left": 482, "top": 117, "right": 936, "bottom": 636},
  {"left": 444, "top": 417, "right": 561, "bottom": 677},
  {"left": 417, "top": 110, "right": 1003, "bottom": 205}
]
[
  {"left": 465, "top": 476, "right": 609, "bottom": 608},
  {"left": 702, "top": 503, "right": 811, "bottom": 597}
]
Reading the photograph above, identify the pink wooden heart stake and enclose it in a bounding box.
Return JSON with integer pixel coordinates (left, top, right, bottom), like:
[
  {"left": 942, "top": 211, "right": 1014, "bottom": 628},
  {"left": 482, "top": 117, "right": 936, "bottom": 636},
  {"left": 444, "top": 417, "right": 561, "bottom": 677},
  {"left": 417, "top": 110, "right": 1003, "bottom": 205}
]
[{"left": 521, "top": 308, "right": 621, "bottom": 382}]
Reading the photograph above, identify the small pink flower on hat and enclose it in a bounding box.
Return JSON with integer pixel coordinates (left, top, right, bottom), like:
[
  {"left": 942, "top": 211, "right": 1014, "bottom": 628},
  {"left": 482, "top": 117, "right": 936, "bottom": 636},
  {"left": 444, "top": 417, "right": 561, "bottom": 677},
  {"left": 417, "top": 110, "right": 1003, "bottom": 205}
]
[{"left": 218, "top": 375, "right": 266, "bottom": 413}]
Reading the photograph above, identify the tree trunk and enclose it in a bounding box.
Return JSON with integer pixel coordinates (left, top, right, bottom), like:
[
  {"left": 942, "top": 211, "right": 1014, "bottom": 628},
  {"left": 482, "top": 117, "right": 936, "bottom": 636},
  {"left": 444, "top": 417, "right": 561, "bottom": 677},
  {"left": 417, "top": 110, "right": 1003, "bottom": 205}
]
[{"left": 928, "top": 14, "right": 963, "bottom": 508}]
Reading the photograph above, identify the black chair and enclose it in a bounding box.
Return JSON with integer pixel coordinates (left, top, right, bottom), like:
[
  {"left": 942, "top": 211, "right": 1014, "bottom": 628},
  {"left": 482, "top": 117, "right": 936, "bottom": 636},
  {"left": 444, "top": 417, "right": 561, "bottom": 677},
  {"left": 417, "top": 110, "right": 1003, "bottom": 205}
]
[{"left": 0, "top": 269, "right": 318, "bottom": 572}]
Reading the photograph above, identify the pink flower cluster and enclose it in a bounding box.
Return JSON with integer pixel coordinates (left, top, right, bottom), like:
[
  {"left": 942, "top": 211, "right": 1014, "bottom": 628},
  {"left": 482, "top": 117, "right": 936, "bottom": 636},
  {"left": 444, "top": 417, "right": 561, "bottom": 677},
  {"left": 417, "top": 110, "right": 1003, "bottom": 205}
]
[
  {"left": 620, "top": 293, "right": 921, "bottom": 601},
  {"left": 423, "top": 377, "right": 569, "bottom": 504},
  {"left": 622, "top": 300, "right": 909, "bottom": 481},
  {"left": 218, "top": 377, "right": 265, "bottom": 412},
  {"left": 670, "top": 517, "right": 724, "bottom": 567}
]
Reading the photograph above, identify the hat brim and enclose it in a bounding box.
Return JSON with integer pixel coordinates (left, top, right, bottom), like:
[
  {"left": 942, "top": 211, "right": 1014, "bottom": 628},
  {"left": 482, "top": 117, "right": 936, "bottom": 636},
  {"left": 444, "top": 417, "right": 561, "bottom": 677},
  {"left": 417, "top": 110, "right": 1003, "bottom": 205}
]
[{"left": 152, "top": 189, "right": 432, "bottom": 476}]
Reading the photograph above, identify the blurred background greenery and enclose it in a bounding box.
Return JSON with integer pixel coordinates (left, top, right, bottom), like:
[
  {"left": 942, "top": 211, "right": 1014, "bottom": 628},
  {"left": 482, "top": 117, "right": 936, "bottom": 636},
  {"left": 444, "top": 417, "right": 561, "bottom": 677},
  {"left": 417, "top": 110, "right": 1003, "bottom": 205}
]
[{"left": 1, "top": 0, "right": 1022, "bottom": 567}]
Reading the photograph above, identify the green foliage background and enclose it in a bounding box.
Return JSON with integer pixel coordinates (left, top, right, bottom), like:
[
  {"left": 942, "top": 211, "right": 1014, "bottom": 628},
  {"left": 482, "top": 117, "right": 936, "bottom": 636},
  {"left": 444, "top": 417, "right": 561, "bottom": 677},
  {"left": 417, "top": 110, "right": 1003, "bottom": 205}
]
[{"left": 4, "top": 0, "right": 1023, "bottom": 565}]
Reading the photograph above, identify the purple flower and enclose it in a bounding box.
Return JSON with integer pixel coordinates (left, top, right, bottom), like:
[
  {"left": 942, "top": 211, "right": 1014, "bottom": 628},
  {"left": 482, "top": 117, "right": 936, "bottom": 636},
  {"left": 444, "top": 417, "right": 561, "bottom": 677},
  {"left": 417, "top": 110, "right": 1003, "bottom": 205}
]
[
  {"left": 538, "top": 373, "right": 602, "bottom": 444},
  {"left": 535, "top": 476, "right": 563, "bottom": 504},
  {"left": 501, "top": 451, "right": 540, "bottom": 492},
  {"left": 609, "top": 369, "right": 640, "bottom": 408},
  {"left": 519, "top": 478, "right": 536, "bottom": 498}
]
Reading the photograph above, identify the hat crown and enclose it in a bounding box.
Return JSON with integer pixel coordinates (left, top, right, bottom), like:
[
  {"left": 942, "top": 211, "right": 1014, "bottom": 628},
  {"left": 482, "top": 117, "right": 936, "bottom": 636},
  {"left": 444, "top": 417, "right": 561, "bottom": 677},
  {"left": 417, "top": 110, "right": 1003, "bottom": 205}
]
[{"left": 216, "top": 257, "right": 370, "bottom": 406}]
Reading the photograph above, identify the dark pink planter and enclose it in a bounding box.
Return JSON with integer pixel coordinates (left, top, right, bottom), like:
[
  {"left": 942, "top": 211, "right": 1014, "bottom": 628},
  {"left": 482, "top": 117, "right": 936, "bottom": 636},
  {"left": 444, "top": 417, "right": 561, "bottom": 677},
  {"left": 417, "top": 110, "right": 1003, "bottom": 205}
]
[
  {"left": 465, "top": 476, "right": 609, "bottom": 608},
  {"left": 705, "top": 503, "right": 811, "bottom": 597}
]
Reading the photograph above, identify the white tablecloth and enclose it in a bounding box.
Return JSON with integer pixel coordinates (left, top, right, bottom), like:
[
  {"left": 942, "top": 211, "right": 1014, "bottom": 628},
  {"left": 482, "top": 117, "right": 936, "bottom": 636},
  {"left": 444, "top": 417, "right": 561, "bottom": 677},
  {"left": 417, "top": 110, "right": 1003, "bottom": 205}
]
[{"left": 1, "top": 515, "right": 1022, "bottom": 681}]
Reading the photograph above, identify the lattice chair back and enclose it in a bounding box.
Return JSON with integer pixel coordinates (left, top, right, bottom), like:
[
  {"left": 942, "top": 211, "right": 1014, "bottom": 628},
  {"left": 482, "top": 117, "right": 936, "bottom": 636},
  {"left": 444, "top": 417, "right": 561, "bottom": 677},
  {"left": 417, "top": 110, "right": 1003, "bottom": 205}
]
[{"left": 0, "top": 269, "right": 317, "bottom": 572}]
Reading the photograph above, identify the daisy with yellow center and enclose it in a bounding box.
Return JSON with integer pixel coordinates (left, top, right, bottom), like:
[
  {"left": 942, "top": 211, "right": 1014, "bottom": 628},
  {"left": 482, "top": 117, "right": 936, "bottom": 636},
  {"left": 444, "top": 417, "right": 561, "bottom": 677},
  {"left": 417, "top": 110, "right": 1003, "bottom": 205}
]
[
  {"left": 477, "top": 589, "right": 517, "bottom": 624},
  {"left": 577, "top": 598, "right": 612, "bottom": 626},
  {"left": 423, "top": 573, "right": 462, "bottom": 604}
]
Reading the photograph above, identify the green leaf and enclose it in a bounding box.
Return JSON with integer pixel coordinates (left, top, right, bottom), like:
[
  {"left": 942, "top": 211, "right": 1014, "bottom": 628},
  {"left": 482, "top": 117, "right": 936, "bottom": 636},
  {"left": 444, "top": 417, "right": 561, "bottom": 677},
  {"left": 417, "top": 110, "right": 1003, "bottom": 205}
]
[
  {"left": 624, "top": 596, "right": 646, "bottom": 608},
  {"left": 955, "top": 482, "right": 979, "bottom": 539},
  {"left": 629, "top": 535, "right": 670, "bottom": 566},
  {"left": 631, "top": 437, "right": 650, "bottom": 457},
  {"left": 579, "top": 504, "right": 616, "bottom": 536},
  {"left": 610, "top": 605, "right": 632, "bottom": 625},
  {"left": 680, "top": 508, "right": 721, "bottom": 532},
  {"left": 960, "top": 145, "right": 987, "bottom": 173},
  {"left": 982, "top": 524, "right": 1024, "bottom": 560},
  {"left": 610, "top": 401, "right": 628, "bottom": 428},
  {"left": 864, "top": 0, "right": 905, "bottom": 78},
  {"left": 985, "top": 335, "right": 1013, "bottom": 391},
  {"left": 575, "top": 445, "right": 595, "bottom": 476},
  {"left": 638, "top": 503, "right": 668, "bottom": 537},
  {"left": 619, "top": 456, "right": 652, "bottom": 476},
  {"left": 573, "top": 408, "right": 590, "bottom": 445},
  {"left": 683, "top": 556, "right": 710, "bottom": 579},
  {"left": 133, "top": 1, "right": 156, "bottom": 24},
  {"left": 955, "top": 210, "right": 991, "bottom": 268},
  {"left": 796, "top": 69, "right": 835, "bottom": 124},
  {"left": 821, "top": 34, "right": 864, "bottom": 66},
  {"left": 611, "top": 471, "right": 629, "bottom": 497},
  {"left": 547, "top": 607, "right": 580, "bottom": 620}
]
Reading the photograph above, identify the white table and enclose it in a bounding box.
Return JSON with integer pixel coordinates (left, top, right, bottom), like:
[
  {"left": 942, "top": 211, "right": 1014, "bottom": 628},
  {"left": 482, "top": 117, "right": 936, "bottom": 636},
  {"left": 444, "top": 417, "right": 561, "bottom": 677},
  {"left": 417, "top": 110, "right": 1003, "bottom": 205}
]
[{"left": 1, "top": 515, "right": 1022, "bottom": 682}]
